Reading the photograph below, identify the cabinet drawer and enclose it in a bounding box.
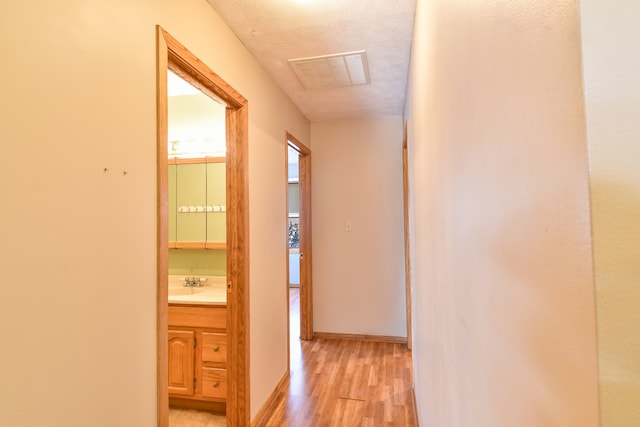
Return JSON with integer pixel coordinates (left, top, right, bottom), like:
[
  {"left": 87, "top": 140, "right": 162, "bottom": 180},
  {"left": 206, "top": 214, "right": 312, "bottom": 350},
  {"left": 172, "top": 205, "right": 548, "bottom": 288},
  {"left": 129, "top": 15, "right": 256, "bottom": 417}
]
[
  {"left": 202, "top": 332, "right": 227, "bottom": 364},
  {"left": 168, "top": 305, "right": 226, "bottom": 329},
  {"left": 201, "top": 368, "right": 226, "bottom": 399}
]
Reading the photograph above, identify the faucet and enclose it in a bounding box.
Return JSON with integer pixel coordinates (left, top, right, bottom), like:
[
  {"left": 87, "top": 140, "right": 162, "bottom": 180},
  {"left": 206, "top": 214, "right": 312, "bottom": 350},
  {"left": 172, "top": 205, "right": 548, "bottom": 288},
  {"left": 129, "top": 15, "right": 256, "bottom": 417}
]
[
  {"left": 182, "top": 277, "right": 207, "bottom": 288},
  {"left": 183, "top": 277, "right": 200, "bottom": 287}
]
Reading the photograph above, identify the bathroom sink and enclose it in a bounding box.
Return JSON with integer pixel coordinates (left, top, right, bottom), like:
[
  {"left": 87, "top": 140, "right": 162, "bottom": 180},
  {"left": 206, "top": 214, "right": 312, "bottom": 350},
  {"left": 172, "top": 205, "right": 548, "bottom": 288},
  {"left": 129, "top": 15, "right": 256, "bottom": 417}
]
[
  {"left": 167, "top": 275, "right": 227, "bottom": 305},
  {"left": 168, "top": 286, "right": 208, "bottom": 296}
]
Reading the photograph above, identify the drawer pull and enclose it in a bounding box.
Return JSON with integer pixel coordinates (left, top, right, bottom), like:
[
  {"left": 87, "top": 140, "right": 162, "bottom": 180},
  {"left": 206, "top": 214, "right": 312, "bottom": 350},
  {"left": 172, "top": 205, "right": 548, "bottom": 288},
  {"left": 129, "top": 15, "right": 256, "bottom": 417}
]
[
  {"left": 213, "top": 382, "right": 220, "bottom": 388},
  {"left": 213, "top": 346, "right": 220, "bottom": 352}
]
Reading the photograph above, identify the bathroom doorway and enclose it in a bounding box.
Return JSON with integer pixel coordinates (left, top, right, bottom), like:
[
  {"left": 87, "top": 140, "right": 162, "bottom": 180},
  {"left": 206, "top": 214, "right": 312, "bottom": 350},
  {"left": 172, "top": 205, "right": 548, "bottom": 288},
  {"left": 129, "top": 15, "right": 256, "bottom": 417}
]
[
  {"left": 157, "top": 27, "right": 250, "bottom": 427},
  {"left": 166, "top": 68, "right": 227, "bottom": 427}
]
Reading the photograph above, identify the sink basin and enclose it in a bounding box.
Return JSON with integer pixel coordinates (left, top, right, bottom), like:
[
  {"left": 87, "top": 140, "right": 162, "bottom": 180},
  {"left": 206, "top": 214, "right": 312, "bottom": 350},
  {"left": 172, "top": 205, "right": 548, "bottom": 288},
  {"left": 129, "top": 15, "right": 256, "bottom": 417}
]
[
  {"left": 168, "top": 286, "right": 208, "bottom": 296},
  {"left": 167, "top": 275, "right": 227, "bottom": 305}
]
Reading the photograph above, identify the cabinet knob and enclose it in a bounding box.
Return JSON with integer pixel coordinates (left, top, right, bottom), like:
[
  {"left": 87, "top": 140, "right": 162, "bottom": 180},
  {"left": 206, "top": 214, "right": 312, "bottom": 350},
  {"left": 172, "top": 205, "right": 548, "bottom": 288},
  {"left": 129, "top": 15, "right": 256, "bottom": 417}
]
[
  {"left": 213, "top": 346, "right": 220, "bottom": 352},
  {"left": 213, "top": 382, "right": 220, "bottom": 388}
]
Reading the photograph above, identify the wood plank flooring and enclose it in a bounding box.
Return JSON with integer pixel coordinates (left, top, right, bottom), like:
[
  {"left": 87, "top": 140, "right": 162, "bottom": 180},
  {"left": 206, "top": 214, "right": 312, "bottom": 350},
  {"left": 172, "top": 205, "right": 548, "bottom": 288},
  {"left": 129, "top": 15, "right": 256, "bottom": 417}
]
[{"left": 256, "top": 288, "right": 417, "bottom": 426}]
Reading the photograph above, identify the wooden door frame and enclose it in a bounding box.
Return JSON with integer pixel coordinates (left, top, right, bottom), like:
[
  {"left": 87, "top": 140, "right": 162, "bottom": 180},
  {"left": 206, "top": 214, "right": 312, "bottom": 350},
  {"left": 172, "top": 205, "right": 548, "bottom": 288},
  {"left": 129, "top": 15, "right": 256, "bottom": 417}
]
[
  {"left": 157, "top": 27, "right": 250, "bottom": 427},
  {"left": 286, "top": 133, "right": 313, "bottom": 341},
  {"left": 402, "top": 121, "right": 412, "bottom": 350}
]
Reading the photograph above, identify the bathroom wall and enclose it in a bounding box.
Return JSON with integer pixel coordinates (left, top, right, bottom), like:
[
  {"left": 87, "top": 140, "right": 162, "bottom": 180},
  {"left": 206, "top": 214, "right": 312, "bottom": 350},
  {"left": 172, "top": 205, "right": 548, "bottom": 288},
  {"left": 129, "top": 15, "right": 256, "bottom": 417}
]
[
  {"left": 404, "top": 0, "right": 600, "bottom": 425},
  {"left": 0, "top": 0, "right": 309, "bottom": 424},
  {"left": 168, "top": 249, "right": 226, "bottom": 276},
  {"left": 168, "top": 92, "right": 225, "bottom": 156}
]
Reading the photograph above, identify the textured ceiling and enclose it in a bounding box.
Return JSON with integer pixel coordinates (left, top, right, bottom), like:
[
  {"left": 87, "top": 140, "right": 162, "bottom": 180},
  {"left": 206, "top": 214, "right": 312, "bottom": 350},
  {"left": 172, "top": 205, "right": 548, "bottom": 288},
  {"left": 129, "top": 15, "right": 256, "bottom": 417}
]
[{"left": 206, "top": 0, "right": 416, "bottom": 122}]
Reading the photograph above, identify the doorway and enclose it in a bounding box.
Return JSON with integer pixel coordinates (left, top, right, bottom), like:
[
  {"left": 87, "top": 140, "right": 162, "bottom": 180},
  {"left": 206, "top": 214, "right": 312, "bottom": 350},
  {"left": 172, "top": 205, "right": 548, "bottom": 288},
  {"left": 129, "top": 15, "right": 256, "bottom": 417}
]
[
  {"left": 402, "top": 121, "right": 412, "bottom": 350},
  {"left": 286, "top": 133, "right": 312, "bottom": 344},
  {"left": 287, "top": 144, "right": 301, "bottom": 352},
  {"left": 157, "top": 27, "right": 250, "bottom": 427}
]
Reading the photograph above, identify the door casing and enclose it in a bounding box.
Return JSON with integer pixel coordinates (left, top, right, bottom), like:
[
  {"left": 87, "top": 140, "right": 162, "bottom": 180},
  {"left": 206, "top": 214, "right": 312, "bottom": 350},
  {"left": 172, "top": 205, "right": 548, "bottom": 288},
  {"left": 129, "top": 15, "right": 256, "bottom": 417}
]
[{"left": 402, "top": 121, "right": 412, "bottom": 350}]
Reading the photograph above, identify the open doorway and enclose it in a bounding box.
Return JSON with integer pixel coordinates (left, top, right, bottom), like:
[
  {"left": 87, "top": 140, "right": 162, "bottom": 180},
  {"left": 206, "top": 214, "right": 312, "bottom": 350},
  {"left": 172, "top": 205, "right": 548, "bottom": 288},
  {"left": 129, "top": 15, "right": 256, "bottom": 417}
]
[
  {"left": 165, "top": 69, "right": 227, "bottom": 426},
  {"left": 287, "top": 145, "right": 301, "bottom": 350},
  {"left": 286, "top": 134, "right": 312, "bottom": 347},
  {"left": 157, "top": 27, "right": 249, "bottom": 427}
]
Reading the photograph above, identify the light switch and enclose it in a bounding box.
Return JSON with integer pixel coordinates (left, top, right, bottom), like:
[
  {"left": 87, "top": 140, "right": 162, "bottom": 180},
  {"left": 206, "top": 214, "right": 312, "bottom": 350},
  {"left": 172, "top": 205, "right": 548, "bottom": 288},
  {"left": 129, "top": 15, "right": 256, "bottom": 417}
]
[{"left": 345, "top": 220, "right": 352, "bottom": 232}]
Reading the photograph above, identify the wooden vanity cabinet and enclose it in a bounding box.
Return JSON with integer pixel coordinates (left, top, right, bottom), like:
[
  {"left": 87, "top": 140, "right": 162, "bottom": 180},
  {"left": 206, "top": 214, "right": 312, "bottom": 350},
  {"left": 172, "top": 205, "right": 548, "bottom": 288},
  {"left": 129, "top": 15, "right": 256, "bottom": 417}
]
[{"left": 168, "top": 304, "right": 227, "bottom": 407}]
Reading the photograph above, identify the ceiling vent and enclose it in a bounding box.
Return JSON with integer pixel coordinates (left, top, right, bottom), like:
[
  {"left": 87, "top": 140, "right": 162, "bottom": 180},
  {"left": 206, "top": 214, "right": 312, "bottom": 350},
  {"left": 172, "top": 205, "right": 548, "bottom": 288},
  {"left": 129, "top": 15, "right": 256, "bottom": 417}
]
[{"left": 289, "top": 51, "right": 370, "bottom": 90}]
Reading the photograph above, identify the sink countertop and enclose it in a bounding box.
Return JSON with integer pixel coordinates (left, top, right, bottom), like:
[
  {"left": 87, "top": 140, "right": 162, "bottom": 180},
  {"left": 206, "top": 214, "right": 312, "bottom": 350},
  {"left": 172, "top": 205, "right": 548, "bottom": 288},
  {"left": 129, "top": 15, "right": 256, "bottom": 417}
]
[{"left": 168, "top": 275, "right": 227, "bottom": 306}]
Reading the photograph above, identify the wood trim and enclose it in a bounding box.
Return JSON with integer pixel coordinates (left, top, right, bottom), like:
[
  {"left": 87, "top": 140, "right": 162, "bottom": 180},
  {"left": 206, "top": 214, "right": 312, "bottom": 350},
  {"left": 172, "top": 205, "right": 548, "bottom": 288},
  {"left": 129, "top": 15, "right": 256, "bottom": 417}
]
[
  {"left": 250, "top": 371, "right": 290, "bottom": 427},
  {"left": 313, "top": 332, "right": 408, "bottom": 345},
  {"left": 205, "top": 242, "right": 226, "bottom": 250},
  {"left": 402, "top": 121, "right": 412, "bottom": 350},
  {"left": 171, "top": 242, "right": 206, "bottom": 250},
  {"left": 286, "top": 132, "right": 313, "bottom": 341},
  {"left": 169, "top": 397, "right": 226, "bottom": 414},
  {"left": 157, "top": 26, "right": 250, "bottom": 427},
  {"left": 167, "top": 242, "right": 226, "bottom": 250},
  {"left": 225, "top": 101, "right": 250, "bottom": 427},
  {"left": 411, "top": 386, "right": 420, "bottom": 426},
  {"left": 298, "top": 146, "right": 312, "bottom": 341},
  {"left": 169, "top": 156, "right": 226, "bottom": 165},
  {"left": 156, "top": 28, "right": 170, "bottom": 427},
  {"left": 286, "top": 133, "right": 310, "bottom": 156},
  {"left": 163, "top": 33, "right": 247, "bottom": 108}
]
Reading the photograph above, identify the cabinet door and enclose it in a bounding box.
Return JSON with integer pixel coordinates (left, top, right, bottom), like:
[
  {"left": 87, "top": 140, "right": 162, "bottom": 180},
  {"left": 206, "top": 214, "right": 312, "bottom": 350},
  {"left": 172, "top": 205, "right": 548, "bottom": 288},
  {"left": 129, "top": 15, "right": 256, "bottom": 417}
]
[
  {"left": 168, "top": 330, "right": 195, "bottom": 396},
  {"left": 206, "top": 162, "right": 226, "bottom": 244},
  {"left": 168, "top": 164, "right": 177, "bottom": 244},
  {"left": 176, "top": 163, "right": 207, "bottom": 243}
]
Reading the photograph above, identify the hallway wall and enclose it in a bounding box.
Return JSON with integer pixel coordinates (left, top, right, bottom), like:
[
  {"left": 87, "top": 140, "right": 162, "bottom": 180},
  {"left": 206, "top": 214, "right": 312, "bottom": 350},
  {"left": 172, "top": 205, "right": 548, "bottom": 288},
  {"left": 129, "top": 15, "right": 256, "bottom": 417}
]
[
  {"left": 311, "top": 117, "right": 406, "bottom": 338},
  {"left": 581, "top": 0, "right": 640, "bottom": 424},
  {"left": 0, "top": 0, "right": 309, "bottom": 425},
  {"left": 404, "top": 0, "right": 600, "bottom": 425}
]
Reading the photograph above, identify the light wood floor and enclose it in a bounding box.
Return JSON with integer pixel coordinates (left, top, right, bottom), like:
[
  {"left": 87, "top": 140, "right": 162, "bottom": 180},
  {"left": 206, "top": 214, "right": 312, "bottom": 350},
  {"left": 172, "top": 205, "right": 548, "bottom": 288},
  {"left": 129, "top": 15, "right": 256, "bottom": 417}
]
[
  {"left": 256, "top": 288, "right": 417, "bottom": 426},
  {"left": 170, "top": 288, "right": 417, "bottom": 426}
]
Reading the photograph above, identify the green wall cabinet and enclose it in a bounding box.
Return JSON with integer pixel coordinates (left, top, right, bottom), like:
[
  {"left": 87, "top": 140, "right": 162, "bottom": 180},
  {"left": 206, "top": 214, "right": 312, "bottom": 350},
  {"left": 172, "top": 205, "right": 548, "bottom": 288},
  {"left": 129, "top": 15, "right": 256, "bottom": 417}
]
[{"left": 169, "top": 158, "right": 226, "bottom": 249}]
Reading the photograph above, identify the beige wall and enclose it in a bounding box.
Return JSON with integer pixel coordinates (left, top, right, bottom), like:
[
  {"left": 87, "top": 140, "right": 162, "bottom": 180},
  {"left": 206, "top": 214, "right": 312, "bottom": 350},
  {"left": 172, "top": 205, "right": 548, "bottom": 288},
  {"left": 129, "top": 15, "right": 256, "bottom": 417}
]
[
  {"left": 311, "top": 117, "right": 406, "bottom": 338},
  {"left": 580, "top": 1, "right": 640, "bottom": 425},
  {"left": 0, "top": 0, "right": 308, "bottom": 424},
  {"left": 405, "top": 0, "right": 600, "bottom": 425}
]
